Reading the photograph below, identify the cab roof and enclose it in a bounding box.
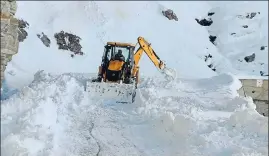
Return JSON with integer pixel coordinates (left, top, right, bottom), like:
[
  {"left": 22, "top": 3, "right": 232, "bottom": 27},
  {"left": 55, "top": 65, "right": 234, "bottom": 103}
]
[{"left": 106, "top": 42, "right": 136, "bottom": 47}]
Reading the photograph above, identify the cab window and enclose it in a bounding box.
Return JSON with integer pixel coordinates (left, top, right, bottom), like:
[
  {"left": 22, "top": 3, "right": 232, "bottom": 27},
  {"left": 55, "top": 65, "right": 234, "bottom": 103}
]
[{"left": 114, "top": 47, "right": 130, "bottom": 62}]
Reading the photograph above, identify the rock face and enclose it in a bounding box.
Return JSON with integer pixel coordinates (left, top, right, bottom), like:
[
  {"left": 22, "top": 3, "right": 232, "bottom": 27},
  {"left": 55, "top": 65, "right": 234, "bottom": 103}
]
[
  {"left": 1, "top": 0, "right": 19, "bottom": 86},
  {"left": 208, "top": 12, "right": 215, "bottom": 16},
  {"left": 244, "top": 53, "right": 255, "bottom": 63},
  {"left": 260, "top": 46, "right": 267, "bottom": 51},
  {"left": 195, "top": 18, "right": 213, "bottom": 26},
  {"left": 246, "top": 12, "right": 260, "bottom": 19},
  {"left": 236, "top": 12, "right": 260, "bottom": 20},
  {"left": 37, "top": 32, "right": 51, "bottom": 47},
  {"left": 209, "top": 35, "right": 217, "bottom": 45},
  {"left": 204, "top": 54, "right": 216, "bottom": 71},
  {"left": 162, "top": 9, "right": 178, "bottom": 21},
  {"left": 18, "top": 19, "right": 29, "bottom": 42},
  {"left": 54, "top": 31, "right": 84, "bottom": 57}
]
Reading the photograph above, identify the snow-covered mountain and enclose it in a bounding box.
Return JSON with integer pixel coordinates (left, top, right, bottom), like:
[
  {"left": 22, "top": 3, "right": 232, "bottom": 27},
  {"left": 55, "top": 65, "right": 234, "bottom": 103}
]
[
  {"left": 206, "top": 1, "right": 268, "bottom": 76},
  {"left": 1, "top": 1, "right": 268, "bottom": 156}
]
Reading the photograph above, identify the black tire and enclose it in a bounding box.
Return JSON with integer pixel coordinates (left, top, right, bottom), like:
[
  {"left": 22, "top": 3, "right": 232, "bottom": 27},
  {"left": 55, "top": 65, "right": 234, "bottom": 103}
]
[{"left": 131, "top": 91, "right": 136, "bottom": 103}]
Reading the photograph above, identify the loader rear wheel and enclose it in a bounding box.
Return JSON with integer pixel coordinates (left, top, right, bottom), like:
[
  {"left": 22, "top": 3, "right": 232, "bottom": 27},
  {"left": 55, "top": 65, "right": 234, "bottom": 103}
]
[{"left": 135, "top": 69, "right": 139, "bottom": 89}]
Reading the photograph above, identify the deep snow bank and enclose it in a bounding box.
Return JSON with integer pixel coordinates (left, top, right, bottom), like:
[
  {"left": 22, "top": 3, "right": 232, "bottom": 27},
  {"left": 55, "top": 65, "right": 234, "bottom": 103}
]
[
  {"left": 2, "top": 71, "right": 267, "bottom": 156},
  {"left": 1, "top": 71, "right": 100, "bottom": 156},
  {"left": 133, "top": 74, "right": 268, "bottom": 155}
]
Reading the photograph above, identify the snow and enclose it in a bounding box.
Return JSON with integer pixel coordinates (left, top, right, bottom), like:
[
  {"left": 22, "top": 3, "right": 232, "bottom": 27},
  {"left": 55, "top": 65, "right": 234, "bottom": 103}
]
[
  {"left": 206, "top": 1, "right": 268, "bottom": 76},
  {"left": 1, "top": 71, "right": 268, "bottom": 156},
  {"left": 1, "top": 1, "right": 268, "bottom": 156}
]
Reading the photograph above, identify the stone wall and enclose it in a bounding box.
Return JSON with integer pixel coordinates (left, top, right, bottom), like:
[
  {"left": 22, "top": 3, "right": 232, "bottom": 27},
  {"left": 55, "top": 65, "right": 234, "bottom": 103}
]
[
  {"left": 238, "top": 79, "right": 268, "bottom": 116},
  {"left": 1, "top": 0, "right": 19, "bottom": 87}
]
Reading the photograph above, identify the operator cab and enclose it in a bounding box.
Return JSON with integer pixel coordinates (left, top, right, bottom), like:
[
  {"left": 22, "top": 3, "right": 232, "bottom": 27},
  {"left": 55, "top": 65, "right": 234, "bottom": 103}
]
[
  {"left": 101, "top": 42, "right": 135, "bottom": 82},
  {"left": 103, "top": 42, "right": 135, "bottom": 62}
]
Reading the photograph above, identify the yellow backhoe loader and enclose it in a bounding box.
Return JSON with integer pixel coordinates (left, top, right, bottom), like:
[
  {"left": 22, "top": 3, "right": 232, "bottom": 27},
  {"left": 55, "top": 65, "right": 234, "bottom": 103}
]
[{"left": 86, "top": 36, "right": 176, "bottom": 103}]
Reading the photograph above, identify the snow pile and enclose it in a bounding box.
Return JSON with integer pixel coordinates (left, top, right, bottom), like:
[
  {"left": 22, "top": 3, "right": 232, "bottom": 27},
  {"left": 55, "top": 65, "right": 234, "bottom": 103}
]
[
  {"left": 1, "top": 71, "right": 99, "bottom": 156},
  {"left": 132, "top": 74, "right": 268, "bottom": 155},
  {"left": 1, "top": 71, "right": 268, "bottom": 156}
]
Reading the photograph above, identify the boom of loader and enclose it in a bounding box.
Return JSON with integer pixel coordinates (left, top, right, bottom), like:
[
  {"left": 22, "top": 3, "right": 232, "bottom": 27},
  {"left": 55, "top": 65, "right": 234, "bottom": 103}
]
[{"left": 133, "top": 37, "right": 177, "bottom": 81}]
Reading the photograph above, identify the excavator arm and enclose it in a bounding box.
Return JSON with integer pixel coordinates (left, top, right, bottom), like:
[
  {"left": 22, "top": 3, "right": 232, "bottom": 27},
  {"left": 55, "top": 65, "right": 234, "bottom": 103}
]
[
  {"left": 133, "top": 36, "right": 177, "bottom": 81},
  {"left": 134, "top": 37, "right": 165, "bottom": 70}
]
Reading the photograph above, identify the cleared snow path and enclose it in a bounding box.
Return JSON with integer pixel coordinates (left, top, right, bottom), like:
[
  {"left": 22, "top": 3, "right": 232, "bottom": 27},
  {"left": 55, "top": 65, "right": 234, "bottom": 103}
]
[{"left": 1, "top": 71, "right": 268, "bottom": 156}]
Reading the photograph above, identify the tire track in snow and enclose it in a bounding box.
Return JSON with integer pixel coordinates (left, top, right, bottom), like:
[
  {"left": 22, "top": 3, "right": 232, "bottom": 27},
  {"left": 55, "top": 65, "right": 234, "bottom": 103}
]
[{"left": 89, "top": 122, "right": 101, "bottom": 156}]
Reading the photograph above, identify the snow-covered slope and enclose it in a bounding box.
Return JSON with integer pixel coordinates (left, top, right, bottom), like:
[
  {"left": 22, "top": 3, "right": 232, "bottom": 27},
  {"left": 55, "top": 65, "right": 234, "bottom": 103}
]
[
  {"left": 206, "top": 1, "right": 268, "bottom": 76},
  {"left": 1, "top": 71, "right": 268, "bottom": 156},
  {"left": 1, "top": 1, "right": 268, "bottom": 156},
  {"left": 5, "top": 1, "right": 267, "bottom": 91},
  {"left": 5, "top": 1, "right": 220, "bottom": 89}
]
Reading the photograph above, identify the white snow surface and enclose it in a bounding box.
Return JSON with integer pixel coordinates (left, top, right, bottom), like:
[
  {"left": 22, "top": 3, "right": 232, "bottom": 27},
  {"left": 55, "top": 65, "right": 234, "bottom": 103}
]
[
  {"left": 1, "top": 71, "right": 268, "bottom": 156},
  {"left": 206, "top": 1, "right": 268, "bottom": 76},
  {"left": 1, "top": 1, "right": 268, "bottom": 156}
]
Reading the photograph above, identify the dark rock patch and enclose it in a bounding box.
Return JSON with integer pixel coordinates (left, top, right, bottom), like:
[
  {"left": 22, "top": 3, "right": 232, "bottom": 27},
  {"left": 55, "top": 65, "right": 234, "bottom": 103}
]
[
  {"left": 195, "top": 18, "right": 213, "bottom": 26},
  {"left": 246, "top": 12, "right": 260, "bottom": 19},
  {"left": 242, "top": 25, "right": 248, "bottom": 28},
  {"left": 162, "top": 9, "right": 178, "bottom": 21},
  {"left": 208, "top": 12, "right": 215, "bottom": 16},
  {"left": 204, "top": 54, "right": 216, "bottom": 71},
  {"left": 260, "top": 71, "right": 268, "bottom": 76},
  {"left": 209, "top": 35, "right": 217, "bottom": 45},
  {"left": 260, "top": 46, "right": 267, "bottom": 50},
  {"left": 231, "top": 33, "right": 236, "bottom": 35},
  {"left": 237, "top": 12, "right": 260, "bottom": 19},
  {"left": 244, "top": 53, "right": 255, "bottom": 63},
  {"left": 204, "top": 54, "right": 212, "bottom": 62},
  {"left": 207, "top": 63, "right": 216, "bottom": 71},
  {"left": 54, "top": 31, "right": 84, "bottom": 57},
  {"left": 37, "top": 32, "right": 51, "bottom": 47},
  {"left": 17, "top": 19, "right": 29, "bottom": 42}
]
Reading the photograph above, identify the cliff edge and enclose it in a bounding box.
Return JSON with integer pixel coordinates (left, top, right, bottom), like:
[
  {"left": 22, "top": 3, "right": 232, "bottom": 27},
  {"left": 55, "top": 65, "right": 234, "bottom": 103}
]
[{"left": 1, "top": 0, "right": 19, "bottom": 87}]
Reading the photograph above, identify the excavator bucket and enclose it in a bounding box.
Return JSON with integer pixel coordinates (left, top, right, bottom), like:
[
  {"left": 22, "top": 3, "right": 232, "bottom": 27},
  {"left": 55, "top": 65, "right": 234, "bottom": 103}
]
[
  {"left": 161, "top": 67, "right": 177, "bottom": 81},
  {"left": 86, "top": 81, "right": 137, "bottom": 103}
]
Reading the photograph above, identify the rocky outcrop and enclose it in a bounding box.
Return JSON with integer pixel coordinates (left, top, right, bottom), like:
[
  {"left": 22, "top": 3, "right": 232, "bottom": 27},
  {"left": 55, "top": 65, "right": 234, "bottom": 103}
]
[
  {"left": 204, "top": 54, "right": 216, "bottom": 71},
  {"left": 236, "top": 12, "right": 261, "bottom": 20},
  {"left": 162, "top": 9, "right": 178, "bottom": 21},
  {"left": 260, "top": 46, "right": 267, "bottom": 51},
  {"left": 1, "top": 0, "right": 19, "bottom": 86},
  {"left": 18, "top": 19, "right": 29, "bottom": 42},
  {"left": 208, "top": 12, "right": 215, "bottom": 16},
  {"left": 37, "top": 32, "right": 51, "bottom": 47},
  {"left": 209, "top": 35, "right": 217, "bottom": 45},
  {"left": 54, "top": 31, "right": 84, "bottom": 57},
  {"left": 195, "top": 18, "right": 213, "bottom": 26},
  {"left": 244, "top": 53, "right": 255, "bottom": 63}
]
